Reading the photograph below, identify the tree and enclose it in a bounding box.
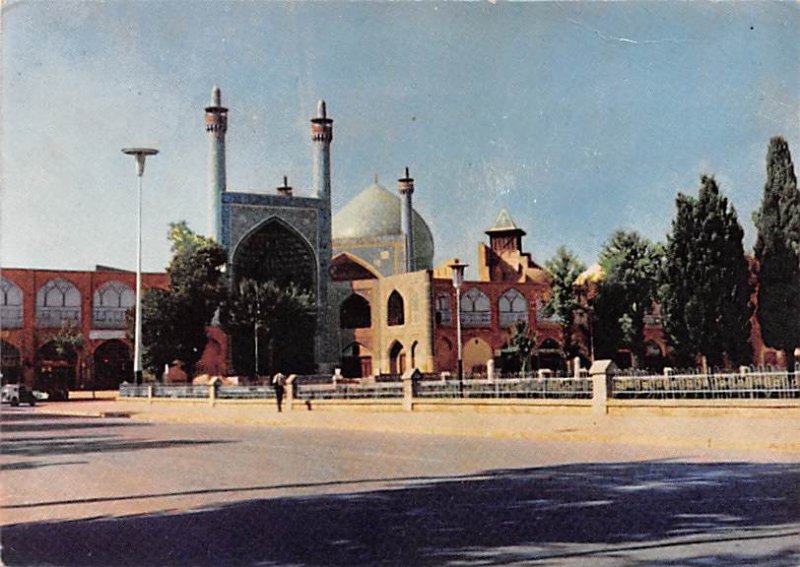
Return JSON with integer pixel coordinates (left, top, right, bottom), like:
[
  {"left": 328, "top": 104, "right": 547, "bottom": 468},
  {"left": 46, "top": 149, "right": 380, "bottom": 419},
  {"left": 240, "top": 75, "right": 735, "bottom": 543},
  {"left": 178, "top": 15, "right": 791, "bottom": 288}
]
[
  {"left": 138, "top": 222, "right": 228, "bottom": 377},
  {"left": 545, "top": 246, "right": 586, "bottom": 359},
  {"left": 662, "top": 175, "right": 752, "bottom": 368},
  {"left": 591, "top": 230, "right": 662, "bottom": 367},
  {"left": 753, "top": 137, "right": 800, "bottom": 376},
  {"left": 503, "top": 320, "right": 536, "bottom": 374},
  {"left": 220, "top": 278, "right": 315, "bottom": 376}
]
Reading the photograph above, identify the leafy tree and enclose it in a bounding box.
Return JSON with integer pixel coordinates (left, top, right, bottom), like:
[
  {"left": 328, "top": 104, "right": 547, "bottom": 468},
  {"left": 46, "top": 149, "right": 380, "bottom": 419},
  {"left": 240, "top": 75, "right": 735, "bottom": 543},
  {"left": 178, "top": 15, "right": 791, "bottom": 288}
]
[
  {"left": 138, "top": 222, "right": 227, "bottom": 378},
  {"left": 221, "top": 278, "right": 315, "bottom": 376},
  {"left": 545, "top": 246, "right": 586, "bottom": 359},
  {"left": 662, "top": 175, "right": 752, "bottom": 368},
  {"left": 591, "top": 230, "right": 663, "bottom": 366},
  {"left": 753, "top": 137, "right": 800, "bottom": 376},
  {"left": 503, "top": 320, "right": 536, "bottom": 374}
]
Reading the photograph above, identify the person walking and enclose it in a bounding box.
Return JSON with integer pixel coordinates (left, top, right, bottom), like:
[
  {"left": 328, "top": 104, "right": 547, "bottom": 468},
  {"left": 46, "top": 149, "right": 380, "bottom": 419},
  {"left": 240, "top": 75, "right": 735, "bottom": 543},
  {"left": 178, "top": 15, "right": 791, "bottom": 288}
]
[{"left": 272, "top": 372, "right": 287, "bottom": 412}]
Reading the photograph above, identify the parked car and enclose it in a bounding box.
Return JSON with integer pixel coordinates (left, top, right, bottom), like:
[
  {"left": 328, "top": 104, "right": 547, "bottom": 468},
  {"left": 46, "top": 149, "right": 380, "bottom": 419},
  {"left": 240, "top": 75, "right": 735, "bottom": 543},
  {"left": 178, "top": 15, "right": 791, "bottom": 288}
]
[{"left": 1, "top": 384, "right": 37, "bottom": 407}]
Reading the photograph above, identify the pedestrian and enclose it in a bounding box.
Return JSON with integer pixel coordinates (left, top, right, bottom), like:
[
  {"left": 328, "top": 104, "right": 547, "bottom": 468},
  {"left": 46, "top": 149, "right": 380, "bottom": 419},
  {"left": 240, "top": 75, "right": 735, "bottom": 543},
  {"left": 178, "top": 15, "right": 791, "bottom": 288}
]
[{"left": 272, "top": 372, "right": 286, "bottom": 412}]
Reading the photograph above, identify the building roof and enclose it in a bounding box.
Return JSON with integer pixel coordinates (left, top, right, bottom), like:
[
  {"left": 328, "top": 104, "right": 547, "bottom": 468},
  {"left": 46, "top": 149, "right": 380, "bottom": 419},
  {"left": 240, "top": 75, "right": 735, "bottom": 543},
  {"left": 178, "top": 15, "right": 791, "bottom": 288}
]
[
  {"left": 574, "top": 263, "right": 605, "bottom": 286},
  {"left": 332, "top": 182, "right": 434, "bottom": 269},
  {"left": 485, "top": 208, "right": 526, "bottom": 235}
]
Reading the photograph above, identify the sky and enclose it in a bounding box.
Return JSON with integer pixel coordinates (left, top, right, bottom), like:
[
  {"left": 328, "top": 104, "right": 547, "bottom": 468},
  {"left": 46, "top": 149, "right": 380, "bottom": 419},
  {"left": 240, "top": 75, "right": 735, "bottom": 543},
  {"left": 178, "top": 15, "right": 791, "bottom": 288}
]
[{"left": 2, "top": 1, "right": 799, "bottom": 273}]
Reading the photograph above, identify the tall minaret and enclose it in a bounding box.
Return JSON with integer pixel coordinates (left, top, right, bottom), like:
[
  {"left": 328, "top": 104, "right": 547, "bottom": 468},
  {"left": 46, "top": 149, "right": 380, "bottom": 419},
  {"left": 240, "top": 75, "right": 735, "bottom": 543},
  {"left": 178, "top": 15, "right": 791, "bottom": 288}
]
[
  {"left": 311, "top": 100, "right": 333, "bottom": 199},
  {"left": 310, "top": 100, "right": 335, "bottom": 371},
  {"left": 205, "top": 85, "right": 228, "bottom": 241},
  {"left": 398, "top": 167, "right": 415, "bottom": 272}
]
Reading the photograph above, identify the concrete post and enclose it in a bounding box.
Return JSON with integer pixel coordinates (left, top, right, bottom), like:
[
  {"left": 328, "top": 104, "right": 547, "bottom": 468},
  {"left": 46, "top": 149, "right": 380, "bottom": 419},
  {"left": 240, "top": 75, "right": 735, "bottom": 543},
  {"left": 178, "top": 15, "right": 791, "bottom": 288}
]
[
  {"left": 209, "top": 383, "right": 216, "bottom": 407},
  {"left": 487, "top": 359, "right": 495, "bottom": 383},
  {"left": 573, "top": 357, "right": 582, "bottom": 378},
  {"left": 589, "top": 359, "right": 617, "bottom": 416},
  {"left": 285, "top": 374, "right": 297, "bottom": 412},
  {"left": 147, "top": 384, "right": 154, "bottom": 405},
  {"left": 402, "top": 368, "right": 420, "bottom": 411}
]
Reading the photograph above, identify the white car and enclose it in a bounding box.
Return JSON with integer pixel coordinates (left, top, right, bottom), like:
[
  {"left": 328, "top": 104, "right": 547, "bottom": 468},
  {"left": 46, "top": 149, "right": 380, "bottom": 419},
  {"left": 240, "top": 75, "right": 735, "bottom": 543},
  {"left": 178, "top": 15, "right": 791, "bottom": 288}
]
[{"left": 1, "top": 384, "right": 37, "bottom": 407}]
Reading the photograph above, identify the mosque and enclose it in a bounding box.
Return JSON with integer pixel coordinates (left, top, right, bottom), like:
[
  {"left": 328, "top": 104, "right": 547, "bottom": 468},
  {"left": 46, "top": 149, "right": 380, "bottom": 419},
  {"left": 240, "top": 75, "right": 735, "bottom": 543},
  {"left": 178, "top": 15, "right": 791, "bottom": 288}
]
[{"left": 204, "top": 87, "right": 563, "bottom": 378}]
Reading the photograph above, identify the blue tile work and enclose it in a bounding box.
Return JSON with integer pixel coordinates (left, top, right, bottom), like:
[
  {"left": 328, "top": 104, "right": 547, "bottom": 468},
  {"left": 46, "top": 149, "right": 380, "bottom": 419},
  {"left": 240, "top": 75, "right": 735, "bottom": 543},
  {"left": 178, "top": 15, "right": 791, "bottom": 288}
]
[{"left": 219, "top": 190, "right": 337, "bottom": 369}]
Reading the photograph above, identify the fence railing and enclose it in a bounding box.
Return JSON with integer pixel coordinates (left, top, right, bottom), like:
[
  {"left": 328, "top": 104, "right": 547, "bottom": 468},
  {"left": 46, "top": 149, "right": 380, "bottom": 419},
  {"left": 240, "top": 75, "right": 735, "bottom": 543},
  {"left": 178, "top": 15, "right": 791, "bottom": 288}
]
[
  {"left": 612, "top": 370, "right": 799, "bottom": 399},
  {"left": 295, "top": 382, "right": 403, "bottom": 401},
  {"left": 119, "top": 365, "right": 798, "bottom": 407},
  {"left": 416, "top": 377, "right": 592, "bottom": 399}
]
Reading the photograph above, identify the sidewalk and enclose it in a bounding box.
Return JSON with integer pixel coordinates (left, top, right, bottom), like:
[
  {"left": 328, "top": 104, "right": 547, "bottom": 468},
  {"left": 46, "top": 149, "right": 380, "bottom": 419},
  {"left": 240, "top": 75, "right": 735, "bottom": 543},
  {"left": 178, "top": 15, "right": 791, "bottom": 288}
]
[{"left": 33, "top": 396, "right": 800, "bottom": 454}]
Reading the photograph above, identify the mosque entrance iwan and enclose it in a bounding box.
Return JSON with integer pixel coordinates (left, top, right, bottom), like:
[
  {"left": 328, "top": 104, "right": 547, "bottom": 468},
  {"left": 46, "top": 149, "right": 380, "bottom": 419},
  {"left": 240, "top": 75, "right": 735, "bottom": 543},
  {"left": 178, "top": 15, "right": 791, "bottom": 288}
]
[{"left": 231, "top": 219, "right": 317, "bottom": 377}]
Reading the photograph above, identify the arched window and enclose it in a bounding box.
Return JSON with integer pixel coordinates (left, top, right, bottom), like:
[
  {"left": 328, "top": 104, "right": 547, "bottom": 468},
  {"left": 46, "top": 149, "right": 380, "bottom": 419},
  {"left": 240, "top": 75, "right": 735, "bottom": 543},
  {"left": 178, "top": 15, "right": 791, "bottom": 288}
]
[
  {"left": 499, "top": 288, "right": 528, "bottom": 328},
  {"left": 387, "top": 291, "right": 405, "bottom": 326},
  {"left": 340, "top": 294, "right": 371, "bottom": 329},
  {"left": 93, "top": 281, "right": 135, "bottom": 329},
  {"left": 434, "top": 292, "right": 452, "bottom": 326},
  {"left": 0, "top": 277, "right": 23, "bottom": 329},
  {"left": 36, "top": 279, "right": 81, "bottom": 328},
  {"left": 461, "top": 287, "right": 491, "bottom": 327}
]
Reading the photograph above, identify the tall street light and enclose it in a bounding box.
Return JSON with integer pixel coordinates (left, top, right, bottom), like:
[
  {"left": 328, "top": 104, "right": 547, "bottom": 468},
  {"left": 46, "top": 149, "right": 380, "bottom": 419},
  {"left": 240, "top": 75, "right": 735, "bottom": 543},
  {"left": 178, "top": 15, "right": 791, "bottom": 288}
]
[
  {"left": 122, "top": 147, "right": 158, "bottom": 385},
  {"left": 448, "top": 258, "right": 468, "bottom": 397}
]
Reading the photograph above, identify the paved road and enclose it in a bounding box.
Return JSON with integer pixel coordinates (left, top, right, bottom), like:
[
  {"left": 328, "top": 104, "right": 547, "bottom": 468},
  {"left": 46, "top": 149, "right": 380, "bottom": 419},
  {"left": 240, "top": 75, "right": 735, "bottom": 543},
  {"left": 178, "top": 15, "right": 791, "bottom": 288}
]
[{"left": 1, "top": 406, "right": 798, "bottom": 566}]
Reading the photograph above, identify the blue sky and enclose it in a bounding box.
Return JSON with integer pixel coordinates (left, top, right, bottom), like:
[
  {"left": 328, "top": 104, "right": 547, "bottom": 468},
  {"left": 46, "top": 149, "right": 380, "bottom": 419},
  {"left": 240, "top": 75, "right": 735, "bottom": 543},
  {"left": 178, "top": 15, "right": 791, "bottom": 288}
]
[{"left": 2, "top": 1, "right": 798, "bottom": 273}]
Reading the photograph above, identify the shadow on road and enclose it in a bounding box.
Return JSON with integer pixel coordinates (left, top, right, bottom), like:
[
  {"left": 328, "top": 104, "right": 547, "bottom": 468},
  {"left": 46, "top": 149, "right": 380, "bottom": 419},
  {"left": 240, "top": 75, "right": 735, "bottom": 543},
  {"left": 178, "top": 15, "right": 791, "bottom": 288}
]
[{"left": 2, "top": 461, "right": 799, "bottom": 566}]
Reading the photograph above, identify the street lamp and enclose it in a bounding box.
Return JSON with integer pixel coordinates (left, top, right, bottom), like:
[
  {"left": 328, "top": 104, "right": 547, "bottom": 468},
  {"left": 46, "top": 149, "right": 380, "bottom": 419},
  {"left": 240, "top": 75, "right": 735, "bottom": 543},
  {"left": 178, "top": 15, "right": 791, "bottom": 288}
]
[
  {"left": 122, "top": 147, "right": 158, "bottom": 385},
  {"left": 448, "top": 258, "right": 468, "bottom": 396}
]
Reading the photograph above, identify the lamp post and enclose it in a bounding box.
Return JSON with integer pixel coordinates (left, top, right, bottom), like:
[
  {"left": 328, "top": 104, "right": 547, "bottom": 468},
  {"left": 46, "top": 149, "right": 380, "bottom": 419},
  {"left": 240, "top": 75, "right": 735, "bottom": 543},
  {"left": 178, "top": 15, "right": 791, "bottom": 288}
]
[
  {"left": 448, "top": 258, "right": 468, "bottom": 397},
  {"left": 122, "top": 147, "right": 158, "bottom": 386}
]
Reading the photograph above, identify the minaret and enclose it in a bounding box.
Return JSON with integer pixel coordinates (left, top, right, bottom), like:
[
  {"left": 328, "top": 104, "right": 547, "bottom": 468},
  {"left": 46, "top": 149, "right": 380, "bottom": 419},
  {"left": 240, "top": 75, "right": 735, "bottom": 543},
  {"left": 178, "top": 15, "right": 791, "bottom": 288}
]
[
  {"left": 310, "top": 100, "right": 335, "bottom": 371},
  {"left": 398, "top": 167, "right": 415, "bottom": 272},
  {"left": 310, "top": 100, "right": 333, "bottom": 199},
  {"left": 205, "top": 85, "right": 228, "bottom": 241}
]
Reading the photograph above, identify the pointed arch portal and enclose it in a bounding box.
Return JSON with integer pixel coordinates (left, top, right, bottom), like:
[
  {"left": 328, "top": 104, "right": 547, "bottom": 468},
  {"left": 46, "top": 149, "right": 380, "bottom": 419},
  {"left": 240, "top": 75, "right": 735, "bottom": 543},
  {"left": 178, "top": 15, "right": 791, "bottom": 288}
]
[{"left": 230, "top": 218, "right": 318, "bottom": 376}]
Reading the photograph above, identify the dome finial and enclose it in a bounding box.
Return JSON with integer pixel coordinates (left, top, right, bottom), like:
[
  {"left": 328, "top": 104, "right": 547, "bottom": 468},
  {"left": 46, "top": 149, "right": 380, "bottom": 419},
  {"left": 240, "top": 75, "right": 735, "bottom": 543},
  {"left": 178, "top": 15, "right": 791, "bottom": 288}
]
[
  {"left": 374, "top": 173, "right": 379, "bottom": 185},
  {"left": 212, "top": 85, "right": 221, "bottom": 106},
  {"left": 317, "top": 100, "right": 327, "bottom": 119}
]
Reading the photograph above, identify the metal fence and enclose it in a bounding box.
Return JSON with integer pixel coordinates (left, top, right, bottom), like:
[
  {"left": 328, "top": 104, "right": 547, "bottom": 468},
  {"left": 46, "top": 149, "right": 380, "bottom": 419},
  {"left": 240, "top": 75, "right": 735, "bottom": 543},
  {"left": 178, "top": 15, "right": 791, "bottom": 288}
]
[
  {"left": 119, "top": 385, "right": 150, "bottom": 398},
  {"left": 295, "top": 381, "right": 404, "bottom": 401},
  {"left": 216, "top": 386, "right": 275, "bottom": 400},
  {"left": 416, "top": 376, "right": 592, "bottom": 399},
  {"left": 612, "top": 370, "right": 799, "bottom": 399}
]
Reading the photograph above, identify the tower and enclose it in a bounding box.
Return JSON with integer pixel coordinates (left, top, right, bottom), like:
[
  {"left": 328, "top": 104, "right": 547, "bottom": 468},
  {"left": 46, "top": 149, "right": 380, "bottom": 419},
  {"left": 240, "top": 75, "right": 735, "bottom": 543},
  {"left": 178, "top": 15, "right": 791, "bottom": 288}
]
[
  {"left": 311, "top": 100, "right": 333, "bottom": 200},
  {"left": 398, "top": 167, "right": 415, "bottom": 272},
  {"left": 310, "top": 100, "right": 336, "bottom": 371},
  {"left": 205, "top": 85, "right": 228, "bottom": 241}
]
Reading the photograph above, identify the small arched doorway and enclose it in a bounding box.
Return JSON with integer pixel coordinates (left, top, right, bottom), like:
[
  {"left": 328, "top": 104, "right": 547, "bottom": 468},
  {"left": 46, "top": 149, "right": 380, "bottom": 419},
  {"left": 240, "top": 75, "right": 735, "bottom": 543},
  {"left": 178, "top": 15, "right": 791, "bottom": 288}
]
[
  {"left": 93, "top": 340, "right": 132, "bottom": 389},
  {"left": 341, "top": 342, "right": 372, "bottom": 378},
  {"left": 36, "top": 341, "right": 76, "bottom": 400},
  {"left": 388, "top": 341, "right": 405, "bottom": 375},
  {"left": 1, "top": 340, "right": 22, "bottom": 384},
  {"left": 463, "top": 337, "right": 493, "bottom": 375}
]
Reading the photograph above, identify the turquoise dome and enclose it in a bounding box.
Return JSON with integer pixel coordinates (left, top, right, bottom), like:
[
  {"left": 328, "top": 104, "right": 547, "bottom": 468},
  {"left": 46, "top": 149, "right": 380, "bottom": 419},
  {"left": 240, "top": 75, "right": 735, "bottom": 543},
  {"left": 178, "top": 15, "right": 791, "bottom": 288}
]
[{"left": 333, "top": 183, "right": 434, "bottom": 269}]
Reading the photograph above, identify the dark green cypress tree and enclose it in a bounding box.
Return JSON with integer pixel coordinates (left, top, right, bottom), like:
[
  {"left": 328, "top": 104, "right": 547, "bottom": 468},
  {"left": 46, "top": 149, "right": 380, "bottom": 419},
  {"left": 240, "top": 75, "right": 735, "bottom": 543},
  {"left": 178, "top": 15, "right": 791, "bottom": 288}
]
[
  {"left": 753, "top": 137, "right": 800, "bottom": 376},
  {"left": 662, "top": 176, "right": 752, "bottom": 368}
]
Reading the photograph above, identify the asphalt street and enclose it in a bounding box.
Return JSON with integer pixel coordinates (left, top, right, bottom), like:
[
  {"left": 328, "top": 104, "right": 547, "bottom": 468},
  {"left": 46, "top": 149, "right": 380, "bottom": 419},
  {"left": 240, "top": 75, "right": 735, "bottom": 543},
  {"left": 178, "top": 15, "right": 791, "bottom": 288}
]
[{"left": 1, "top": 406, "right": 798, "bottom": 566}]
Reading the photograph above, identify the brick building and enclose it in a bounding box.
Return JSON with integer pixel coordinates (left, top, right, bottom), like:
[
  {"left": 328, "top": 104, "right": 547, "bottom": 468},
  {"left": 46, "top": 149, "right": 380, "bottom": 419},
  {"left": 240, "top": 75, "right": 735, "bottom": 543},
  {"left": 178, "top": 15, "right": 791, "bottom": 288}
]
[{"left": 0, "top": 267, "right": 168, "bottom": 394}]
